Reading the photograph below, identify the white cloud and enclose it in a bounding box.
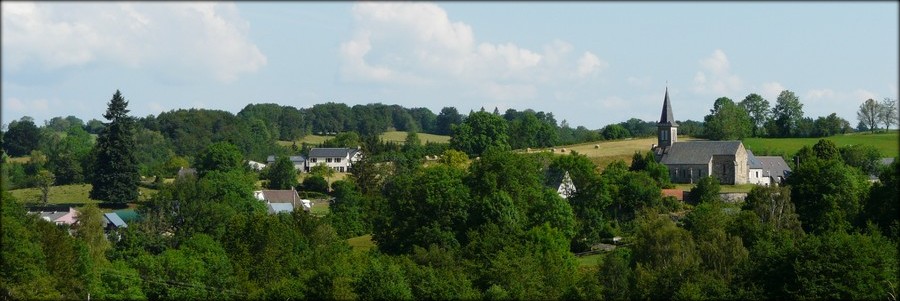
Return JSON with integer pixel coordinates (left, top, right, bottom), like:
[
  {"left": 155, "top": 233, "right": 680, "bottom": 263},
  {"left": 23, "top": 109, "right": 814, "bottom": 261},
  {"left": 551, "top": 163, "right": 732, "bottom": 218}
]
[
  {"left": 1, "top": 2, "right": 266, "bottom": 83},
  {"left": 692, "top": 49, "right": 743, "bottom": 95},
  {"left": 5, "top": 96, "right": 49, "bottom": 112},
  {"left": 577, "top": 51, "right": 607, "bottom": 77},
  {"left": 854, "top": 89, "right": 878, "bottom": 101},
  {"left": 760, "top": 82, "right": 786, "bottom": 101},
  {"left": 339, "top": 2, "right": 606, "bottom": 100},
  {"left": 806, "top": 88, "right": 835, "bottom": 100}
]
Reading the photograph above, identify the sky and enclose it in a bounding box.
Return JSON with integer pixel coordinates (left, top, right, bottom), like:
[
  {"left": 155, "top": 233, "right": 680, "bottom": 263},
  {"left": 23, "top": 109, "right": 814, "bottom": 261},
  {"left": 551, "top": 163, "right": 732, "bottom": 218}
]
[{"left": 2, "top": 2, "right": 898, "bottom": 130}]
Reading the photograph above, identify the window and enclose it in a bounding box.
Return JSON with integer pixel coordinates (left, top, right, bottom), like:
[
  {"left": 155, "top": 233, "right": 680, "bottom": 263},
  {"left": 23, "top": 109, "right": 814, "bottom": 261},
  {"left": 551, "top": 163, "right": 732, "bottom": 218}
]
[
  {"left": 310, "top": 158, "right": 317, "bottom": 163},
  {"left": 335, "top": 158, "right": 342, "bottom": 163},
  {"left": 339, "top": 167, "right": 345, "bottom": 172},
  {"left": 326, "top": 158, "right": 333, "bottom": 163}
]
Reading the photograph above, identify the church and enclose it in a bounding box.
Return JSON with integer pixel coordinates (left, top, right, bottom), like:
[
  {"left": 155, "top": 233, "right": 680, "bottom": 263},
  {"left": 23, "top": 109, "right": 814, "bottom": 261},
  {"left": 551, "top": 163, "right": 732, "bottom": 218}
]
[{"left": 651, "top": 88, "right": 756, "bottom": 185}]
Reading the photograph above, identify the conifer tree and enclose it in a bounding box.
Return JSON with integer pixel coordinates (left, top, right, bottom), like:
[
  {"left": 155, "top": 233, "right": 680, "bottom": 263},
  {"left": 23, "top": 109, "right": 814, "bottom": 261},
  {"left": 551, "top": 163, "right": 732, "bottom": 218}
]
[{"left": 89, "top": 90, "right": 139, "bottom": 203}]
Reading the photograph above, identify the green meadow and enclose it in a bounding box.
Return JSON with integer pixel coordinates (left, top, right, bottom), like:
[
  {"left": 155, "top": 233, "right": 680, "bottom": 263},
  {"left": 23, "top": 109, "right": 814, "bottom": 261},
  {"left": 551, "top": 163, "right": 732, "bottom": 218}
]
[{"left": 743, "top": 131, "right": 899, "bottom": 158}]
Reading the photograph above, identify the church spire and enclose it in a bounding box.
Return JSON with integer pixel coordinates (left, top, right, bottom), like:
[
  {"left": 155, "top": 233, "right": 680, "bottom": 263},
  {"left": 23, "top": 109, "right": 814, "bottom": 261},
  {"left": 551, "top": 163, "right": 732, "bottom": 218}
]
[{"left": 658, "top": 86, "right": 677, "bottom": 126}]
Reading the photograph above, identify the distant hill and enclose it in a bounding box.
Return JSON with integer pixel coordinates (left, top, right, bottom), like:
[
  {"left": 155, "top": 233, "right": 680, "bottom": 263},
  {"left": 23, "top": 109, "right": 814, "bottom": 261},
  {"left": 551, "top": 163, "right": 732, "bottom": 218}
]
[{"left": 277, "top": 131, "right": 451, "bottom": 147}]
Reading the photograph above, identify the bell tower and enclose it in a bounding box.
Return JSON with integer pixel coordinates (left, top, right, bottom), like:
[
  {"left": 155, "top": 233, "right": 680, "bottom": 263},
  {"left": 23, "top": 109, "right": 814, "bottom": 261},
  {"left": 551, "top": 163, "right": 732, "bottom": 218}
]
[{"left": 657, "top": 87, "right": 678, "bottom": 148}]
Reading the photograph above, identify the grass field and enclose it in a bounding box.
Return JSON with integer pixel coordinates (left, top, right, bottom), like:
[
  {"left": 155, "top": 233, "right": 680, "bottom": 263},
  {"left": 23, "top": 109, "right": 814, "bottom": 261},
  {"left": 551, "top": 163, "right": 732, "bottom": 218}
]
[
  {"left": 576, "top": 253, "right": 606, "bottom": 267},
  {"left": 348, "top": 234, "right": 375, "bottom": 252},
  {"left": 278, "top": 131, "right": 451, "bottom": 147},
  {"left": 743, "top": 131, "right": 899, "bottom": 158},
  {"left": 9, "top": 184, "right": 157, "bottom": 205},
  {"left": 6, "top": 156, "right": 30, "bottom": 163},
  {"left": 523, "top": 136, "right": 699, "bottom": 172}
]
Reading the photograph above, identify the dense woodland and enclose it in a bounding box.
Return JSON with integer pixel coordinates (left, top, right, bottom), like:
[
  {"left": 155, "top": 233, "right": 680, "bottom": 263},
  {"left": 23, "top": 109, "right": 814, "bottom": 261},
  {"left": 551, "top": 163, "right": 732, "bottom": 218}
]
[{"left": 1, "top": 90, "right": 899, "bottom": 300}]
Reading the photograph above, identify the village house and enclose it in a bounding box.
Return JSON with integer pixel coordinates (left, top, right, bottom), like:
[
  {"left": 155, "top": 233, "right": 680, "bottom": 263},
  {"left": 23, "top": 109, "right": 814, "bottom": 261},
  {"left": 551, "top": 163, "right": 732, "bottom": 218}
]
[
  {"left": 306, "top": 147, "right": 361, "bottom": 173},
  {"left": 247, "top": 160, "right": 267, "bottom": 171},
  {"left": 548, "top": 170, "right": 577, "bottom": 199},
  {"left": 253, "top": 189, "right": 311, "bottom": 213},
  {"left": 34, "top": 207, "right": 79, "bottom": 226}
]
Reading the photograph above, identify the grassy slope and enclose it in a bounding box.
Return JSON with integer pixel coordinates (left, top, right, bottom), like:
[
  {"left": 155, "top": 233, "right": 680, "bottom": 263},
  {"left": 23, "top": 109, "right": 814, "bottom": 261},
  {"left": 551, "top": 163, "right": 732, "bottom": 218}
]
[
  {"left": 9, "top": 183, "right": 157, "bottom": 205},
  {"left": 278, "top": 131, "right": 451, "bottom": 147},
  {"left": 523, "top": 136, "right": 698, "bottom": 172},
  {"left": 743, "top": 131, "right": 899, "bottom": 158},
  {"left": 348, "top": 234, "right": 375, "bottom": 252}
]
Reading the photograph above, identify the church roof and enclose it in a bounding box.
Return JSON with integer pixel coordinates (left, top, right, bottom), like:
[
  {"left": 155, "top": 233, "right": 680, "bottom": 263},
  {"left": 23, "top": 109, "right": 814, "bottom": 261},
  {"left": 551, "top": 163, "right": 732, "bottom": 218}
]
[
  {"left": 658, "top": 88, "right": 678, "bottom": 127},
  {"left": 757, "top": 156, "right": 792, "bottom": 181},
  {"left": 659, "top": 141, "right": 743, "bottom": 165},
  {"left": 747, "top": 150, "right": 764, "bottom": 169}
]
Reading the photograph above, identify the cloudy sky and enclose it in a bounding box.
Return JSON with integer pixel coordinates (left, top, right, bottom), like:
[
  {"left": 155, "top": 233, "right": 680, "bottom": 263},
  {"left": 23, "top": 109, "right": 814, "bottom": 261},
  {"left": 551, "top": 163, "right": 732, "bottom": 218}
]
[{"left": 2, "top": 2, "right": 897, "bottom": 130}]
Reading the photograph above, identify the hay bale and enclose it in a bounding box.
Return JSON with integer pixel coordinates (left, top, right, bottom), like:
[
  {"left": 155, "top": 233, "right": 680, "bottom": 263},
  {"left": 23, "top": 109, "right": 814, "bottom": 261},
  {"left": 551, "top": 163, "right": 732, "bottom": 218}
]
[
  {"left": 594, "top": 145, "right": 600, "bottom": 149},
  {"left": 560, "top": 148, "right": 566, "bottom": 152},
  {"left": 551, "top": 148, "right": 556, "bottom": 152},
  {"left": 526, "top": 148, "right": 531, "bottom": 153}
]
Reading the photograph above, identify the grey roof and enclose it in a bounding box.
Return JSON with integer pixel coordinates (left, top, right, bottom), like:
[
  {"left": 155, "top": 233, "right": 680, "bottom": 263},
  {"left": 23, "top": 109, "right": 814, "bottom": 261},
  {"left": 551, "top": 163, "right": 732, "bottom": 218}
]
[
  {"left": 747, "top": 150, "right": 764, "bottom": 169},
  {"left": 104, "top": 212, "right": 128, "bottom": 228},
  {"left": 38, "top": 211, "right": 68, "bottom": 222},
  {"left": 309, "top": 148, "right": 356, "bottom": 158},
  {"left": 659, "top": 141, "right": 743, "bottom": 165},
  {"left": 267, "top": 203, "right": 294, "bottom": 214},
  {"left": 658, "top": 88, "right": 678, "bottom": 126},
  {"left": 261, "top": 190, "right": 300, "bottom": 203},
  {"left": 757, "top": 156, "right": 792, "bottom": 181},
  {"left": 267, "top": 155, "right": 306, "bottom": 163}
]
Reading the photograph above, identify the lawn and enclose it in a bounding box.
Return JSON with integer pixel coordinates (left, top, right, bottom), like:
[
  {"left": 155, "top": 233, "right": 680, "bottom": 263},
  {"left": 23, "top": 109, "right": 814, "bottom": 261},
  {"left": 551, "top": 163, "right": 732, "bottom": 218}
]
[
  {"left": 277, "top": 131, "right": 451, "bottom": 147},
  {"left": 309, "top": 198, "right": 330, "bottom": 217},
  {"left": 576, "top": 253, "right": 606, "bottom": 267},
  {"left": 348, "top": 234, "right": 375, "bottom": 252},
  {"left": 743, "top": 131, "right": 899, "bottom": 158},
  {"left": 8, "top": 183, "right": 157, "bottom": 205}
]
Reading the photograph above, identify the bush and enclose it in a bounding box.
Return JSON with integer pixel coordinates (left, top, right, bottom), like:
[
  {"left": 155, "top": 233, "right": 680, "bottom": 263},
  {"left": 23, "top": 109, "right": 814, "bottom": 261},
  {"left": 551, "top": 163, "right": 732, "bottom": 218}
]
[{"left": 302, "top": 175, "right": 329, "bottom": 193}]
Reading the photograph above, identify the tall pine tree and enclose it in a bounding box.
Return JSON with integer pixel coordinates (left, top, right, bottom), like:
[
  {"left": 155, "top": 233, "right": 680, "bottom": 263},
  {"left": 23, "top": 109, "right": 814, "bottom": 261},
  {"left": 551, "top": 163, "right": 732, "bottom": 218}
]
[{"left": 90, "top": 90, "right": 139, "bottom": 203}]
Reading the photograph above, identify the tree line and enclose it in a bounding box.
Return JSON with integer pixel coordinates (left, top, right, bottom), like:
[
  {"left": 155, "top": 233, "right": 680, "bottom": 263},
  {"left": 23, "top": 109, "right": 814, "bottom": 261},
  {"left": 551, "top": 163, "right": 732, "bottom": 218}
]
[{"left": 2, "top": 90, "right": 898, "bottom": 300}]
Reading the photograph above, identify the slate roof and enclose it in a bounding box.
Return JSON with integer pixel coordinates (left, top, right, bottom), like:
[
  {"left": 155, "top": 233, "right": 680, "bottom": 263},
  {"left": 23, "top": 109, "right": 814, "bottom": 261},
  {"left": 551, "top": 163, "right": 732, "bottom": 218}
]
[
  {"left": 39, "top": 211, "right": 68, "bottom": 222},
  {"left": 659, "top": 141, "right": 743, "bottom": 165},
  {"left": 658, "top": 88, "right": 678, "bottom": 126},
  {"left": 104, "top": 212, "right": 128, "bottom": 228},
  {"left": 747, "top": 150, "right": 764, "bottom": 169},
  {"left": 881, "top": 157, "right": 895, "bottom": 166},
  {"left": 266, "top": 155, "right": 306, "bottom": 163},
  {"left": 757, "top": 156, "right": 792, "bottom": 181},
  {"left": 259, "top": 190, "right": 300, "bottom": 203},
  {"left": 267, "top": 203, "right": 294, "bottom": 214},
  {"left": 309, "top": 148, "right": 355, "bottom": 158}
]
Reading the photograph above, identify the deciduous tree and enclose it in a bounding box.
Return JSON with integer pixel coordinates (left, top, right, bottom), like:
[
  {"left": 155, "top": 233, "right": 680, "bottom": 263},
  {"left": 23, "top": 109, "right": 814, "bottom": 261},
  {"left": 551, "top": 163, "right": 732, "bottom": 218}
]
[
  {"left": 771, "top": 90, "right": 805, "bottom": 137},
  {"left": 857, "top": 98, "right": 880, "bottom": 133},
  {"left": 738, "top": 93, "right": 770, "bottom": 137}
]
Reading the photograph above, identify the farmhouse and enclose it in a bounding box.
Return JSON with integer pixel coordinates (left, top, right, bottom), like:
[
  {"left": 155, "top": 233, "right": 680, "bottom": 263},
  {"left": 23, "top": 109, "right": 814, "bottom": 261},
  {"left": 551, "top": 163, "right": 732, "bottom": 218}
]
[
  {"left": 306, "top": 147, "right": 361, "bottom": 173},
  {"left": 651, "top": 88, "right": 775, "bottom": 185},
  {"left": 253, "top": 189, "right": 311, "bottom": 212}
]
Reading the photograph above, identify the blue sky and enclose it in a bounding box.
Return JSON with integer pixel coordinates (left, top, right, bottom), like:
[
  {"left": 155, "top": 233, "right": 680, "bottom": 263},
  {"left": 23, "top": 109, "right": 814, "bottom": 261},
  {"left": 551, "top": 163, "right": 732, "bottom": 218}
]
[{"left": 2, "top": 2, "right": 897, "bottom": 130}]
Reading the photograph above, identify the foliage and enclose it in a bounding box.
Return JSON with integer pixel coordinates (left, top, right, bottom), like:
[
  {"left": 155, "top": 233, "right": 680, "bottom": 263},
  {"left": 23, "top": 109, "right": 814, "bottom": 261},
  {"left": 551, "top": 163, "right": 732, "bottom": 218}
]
[
  {"left": 863, "top": 159, "right": 899, "bottom": 240},
  {"left": 435, "top": 107, "right": 463, "bottom": 135},
  {"left": 703, "top": 97, "right": 752, "bottom": 140},
  {"left": 263, "top": 156, "right": 297, "bottom": 190},
  {"left": 329, "top": 180, "right": 370, "bottom": 238},
  {"left": 839, "top": 144, "right": 882, "bottom": 176},
  {"left": 2, "top": 116, "right": 41, "bottom": 157},
  {"left": 787, "top": 157, "right": 870, "bottom": 234},
  {"left": 858, "top": 98, "right": 882, "bottom": 133},
  {"left": 878, "top": 97, "right": 898, "bottom": 130},
  {"left": 742, "top": 185, "right": 803, "bottom": 234},
  {"left": 601, "top": 123, "right": 630, "bottom": 140},
  {"left": 195, "top": 141, "right": 243, "bottom": 177},
  {"left": 738, "top": 93, "right": 770, "bottom": 137},
  {"left": 90, "top": 90, "right": 140, "bottom": 203},
  {"left": 690, "top": 176, "right": 720, "bottom": 204},
  {"left": 450, "top": 111, "right": 510, "bottom": 157},
  {"left": 33, "top": 169, "right": 55, "bottom": 205},
  {"left": 771, "top": 90, "right": 805, "bottom": 137},
  {"left": 302, "top": 175, "right": 329, "bottom": 194}
]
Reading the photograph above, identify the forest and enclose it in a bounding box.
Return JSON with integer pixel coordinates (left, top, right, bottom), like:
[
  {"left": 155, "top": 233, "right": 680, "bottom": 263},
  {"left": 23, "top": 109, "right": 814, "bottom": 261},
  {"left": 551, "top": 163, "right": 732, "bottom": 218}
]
[{"left": 1, "top": 90, "right": 898, "bottom": 300}]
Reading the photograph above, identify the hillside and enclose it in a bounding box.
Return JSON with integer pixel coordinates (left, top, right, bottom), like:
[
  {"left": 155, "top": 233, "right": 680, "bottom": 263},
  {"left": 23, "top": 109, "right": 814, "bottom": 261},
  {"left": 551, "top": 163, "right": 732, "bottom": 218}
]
[
  {"left": 743, "top": 131, "right": 899, "bottom": 158},
  {"left": 278, "top": 131, "right": 451, "bottom": 147}
]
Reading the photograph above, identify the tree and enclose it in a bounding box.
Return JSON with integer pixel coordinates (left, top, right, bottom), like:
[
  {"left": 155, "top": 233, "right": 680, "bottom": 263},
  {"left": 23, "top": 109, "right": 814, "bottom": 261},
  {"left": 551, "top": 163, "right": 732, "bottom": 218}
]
[
  {"left": 738, "top": 93, "right": 770, "bottom": 137},
  {"left": 195, "top": 141, "right": 243, "bottom": 177},
  {"left": 302, "top": 175, "right": 329, "bottom": 193},
  {"left": 863, "top": 159, "right": 899, "bottom": 240},
  {"left": 787, "top": 158, "right": 869, "bottom": 234},
  {"left": 33, "top": 170, "right": 55, "bottom": 205},
  {"left": 813, "top": 113, "right": 852, "bottom": 137},
  {"left": 839, "top": 144, "right": 881, "bottom": 175},
  {"left": 812, "top": 139, "right": 839, "bottom": 161},
  {"left": 90, "top": 90, "right": 140, "bottom": 203},
  {"left": 690, "top": 176, "right": 721, "bottom": 204},
  {"left": 450, "top": 111, "right": 509, "bottom": 157},
  {"left": 742, "top": 185, "right": 802, "bottom": 233},
  {"left": 2, "top": 117, "right": 41, "bottom": 157},
  {"left": 601, "top": 124, "right": 630, "bottom": 140},
  {"left": 265, "top": 156, "right": 298, "bottom": 190},
  {"left": 74, "top": 204, "right": 110, "bottom": 266},
  {"left": 878, "top": 97, "right": 897, "bottom": 130},
  {"left": 435, "top": 107, "right": 463, "bottom": 135},
  {"left": 771, "top": 90, "right": 804, "bottom": 137},
  {"left": 703, "top": 97, "right": 752, "bottom": 140},
  {"left": 857, "top": 98, "right": 880, "bottom": 133}
]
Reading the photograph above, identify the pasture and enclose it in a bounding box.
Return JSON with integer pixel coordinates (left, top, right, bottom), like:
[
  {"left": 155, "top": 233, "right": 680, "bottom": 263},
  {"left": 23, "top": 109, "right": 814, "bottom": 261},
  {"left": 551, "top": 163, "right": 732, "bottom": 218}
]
[
  {"left": 278, "top": 131, "right": 451, "bottom": 147},
  {"left": 743, "top": 131, "right": 899, "bottom": 158},
  {"left": 8, "top": 184, "right": 157, "bottom": 205}
]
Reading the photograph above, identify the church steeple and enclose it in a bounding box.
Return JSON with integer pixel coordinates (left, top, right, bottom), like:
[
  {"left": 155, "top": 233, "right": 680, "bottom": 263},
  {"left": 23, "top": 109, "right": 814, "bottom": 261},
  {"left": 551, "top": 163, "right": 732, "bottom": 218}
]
[{"left": 657, "top": 87, "right": 678, "bottom": 148}]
